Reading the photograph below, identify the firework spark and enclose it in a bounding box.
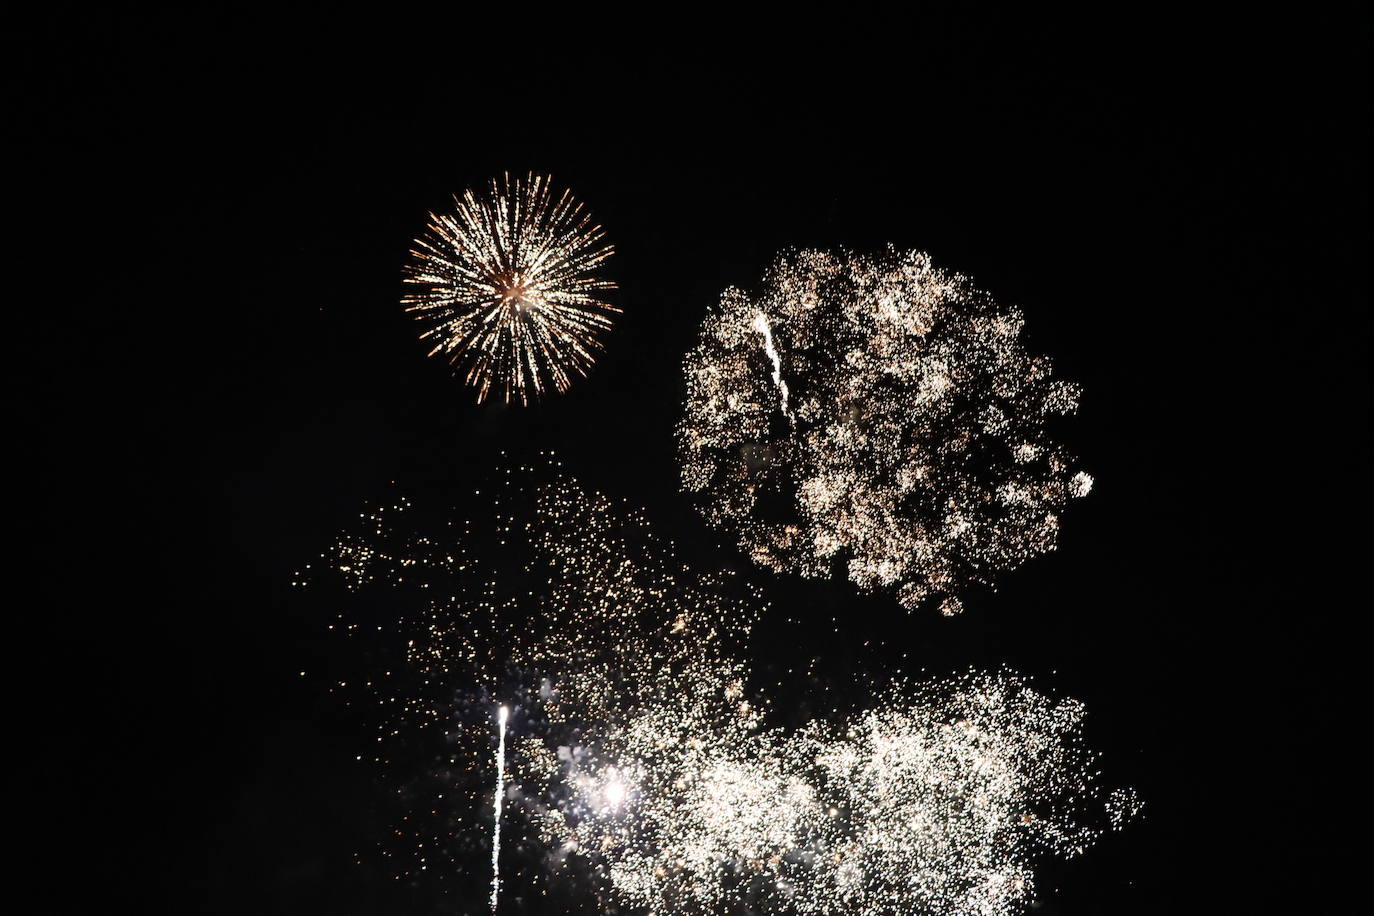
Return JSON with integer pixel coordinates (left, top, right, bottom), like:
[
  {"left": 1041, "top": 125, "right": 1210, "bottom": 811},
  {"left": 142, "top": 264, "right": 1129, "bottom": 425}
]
[
  {"left": 295, "top": 456, "right": 1133, "bottom": 913},
  {"left": 679, "top": 247, "right": 1092, "bottom": 614},
  {"left": 403, "top": 173, "right": 617, "bottom": 404}
]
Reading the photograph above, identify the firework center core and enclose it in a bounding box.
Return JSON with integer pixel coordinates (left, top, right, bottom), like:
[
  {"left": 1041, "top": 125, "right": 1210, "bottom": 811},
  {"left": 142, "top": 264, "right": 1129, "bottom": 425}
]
[{"left": 496, "top": 273, "right": 543, "bottom": 312}]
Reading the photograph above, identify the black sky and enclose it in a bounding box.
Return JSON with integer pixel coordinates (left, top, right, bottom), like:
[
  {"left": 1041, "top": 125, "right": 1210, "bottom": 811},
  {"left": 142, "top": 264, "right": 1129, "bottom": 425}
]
[{"left": 15, "top": 11, "right": 1363, "bottom": 915}]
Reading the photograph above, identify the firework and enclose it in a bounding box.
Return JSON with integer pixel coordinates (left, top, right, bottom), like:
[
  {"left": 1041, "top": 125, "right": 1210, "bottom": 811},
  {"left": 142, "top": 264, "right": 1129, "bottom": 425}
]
[
  {"left": 403, "top": 173, "right": 617, "bottom": 404},
  {"left": 293, "top": 455, "right": 761, "bottom": 895},
  {"left": 295, "top": 456, "right": 1133, "bottom": 913},
  {"left": 679, "top": 246, "right": 1092, "bottom": 614},
  {"left": 536, "top": 668, "right": 1137, "bottom": 916}
]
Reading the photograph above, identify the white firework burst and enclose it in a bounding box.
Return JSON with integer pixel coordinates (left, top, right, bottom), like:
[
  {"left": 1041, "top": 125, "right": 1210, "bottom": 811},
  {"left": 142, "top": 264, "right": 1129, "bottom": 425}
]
[{"left": 679, "top": 247, "right": 1091, "bottom": 614}]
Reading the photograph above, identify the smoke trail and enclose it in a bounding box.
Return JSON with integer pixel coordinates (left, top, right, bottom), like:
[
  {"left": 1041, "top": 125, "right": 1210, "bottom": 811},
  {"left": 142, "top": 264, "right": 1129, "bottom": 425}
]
[
  {"left": 490, "top": 705, "right": 508, "bottom": 912},
  {"left": 752, "top": 311, "right": 794, "bottom": 424}
]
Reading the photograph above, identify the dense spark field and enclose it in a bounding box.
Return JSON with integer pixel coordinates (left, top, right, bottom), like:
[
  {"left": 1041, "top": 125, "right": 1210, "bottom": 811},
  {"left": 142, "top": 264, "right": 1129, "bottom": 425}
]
[
  {"left": 528, "top": 668, "right": 1137, "bottom": 915},
  {"left": 292, "top": 455, "right": 761, "bottom": 895},
  {"left": 295, "top": 457, "right": 1132, "bottom": 913},
  {"left": 680, "top": 247, "right": 1092, "bottom": 614},
  {"left": 402, "top": 173, "right": 617, "bottom": 404}
]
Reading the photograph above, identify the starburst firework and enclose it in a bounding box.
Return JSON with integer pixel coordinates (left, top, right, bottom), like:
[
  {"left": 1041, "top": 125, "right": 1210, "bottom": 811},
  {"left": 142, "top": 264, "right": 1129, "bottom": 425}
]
[
  {"left": 403, "top": 173, "right": 617, "bottom": 404},
  {"left": 679, "top": 247, "right": 1092, "bottom": 614}
]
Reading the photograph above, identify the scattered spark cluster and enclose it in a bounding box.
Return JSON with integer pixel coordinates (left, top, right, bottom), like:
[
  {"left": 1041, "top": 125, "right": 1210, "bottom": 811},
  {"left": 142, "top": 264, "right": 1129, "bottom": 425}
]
[
  {"left": 403, "top": 173, "right": 617, "bottom": 404},
  {"left": 680, "top": 247, "right": 1093, "bottom": 614},
  {"left": 296, "top": 456, "right": 1134, "bottom": 913},
  {"left": 293, "top": 455, "right": 761, "bottom": 895}
]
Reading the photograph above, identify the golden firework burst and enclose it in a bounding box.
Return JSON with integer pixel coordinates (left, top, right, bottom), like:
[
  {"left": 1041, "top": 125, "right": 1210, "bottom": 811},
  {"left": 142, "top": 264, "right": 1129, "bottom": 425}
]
[{"left": 403, "top": 173, "right": 617, "bottom": 404}]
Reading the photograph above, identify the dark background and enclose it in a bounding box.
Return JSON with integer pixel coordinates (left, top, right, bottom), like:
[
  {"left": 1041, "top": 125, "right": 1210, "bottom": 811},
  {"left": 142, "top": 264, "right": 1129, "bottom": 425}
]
[{"left": 15, "top": 11, "right": 1362, "bottom": 915}]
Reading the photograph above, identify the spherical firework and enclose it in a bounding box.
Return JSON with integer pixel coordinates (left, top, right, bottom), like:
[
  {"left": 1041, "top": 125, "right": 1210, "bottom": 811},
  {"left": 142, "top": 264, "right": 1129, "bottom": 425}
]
[
  {"left": 403, "top": 173, "right": 617, "bottom": 404},
  {"left": 679, "top": 247, "right": 1093, "bottom": 614}
]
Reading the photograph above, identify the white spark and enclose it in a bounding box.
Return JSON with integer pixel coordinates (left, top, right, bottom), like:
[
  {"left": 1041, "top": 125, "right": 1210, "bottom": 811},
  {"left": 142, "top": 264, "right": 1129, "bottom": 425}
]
[
  {"left": 681, "top": 247, "right": 1092, "bottom": 613},
  {"left": 491, "top": 704, "right": 508, "bottom": 913},
  {"left": 752, "top": 311, "right": 794, "bottom": 424}
]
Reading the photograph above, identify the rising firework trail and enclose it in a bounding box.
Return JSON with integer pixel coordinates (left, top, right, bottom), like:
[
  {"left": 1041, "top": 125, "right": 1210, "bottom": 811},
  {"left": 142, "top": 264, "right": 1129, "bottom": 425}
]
[{"left": 490, "top": 704, "right": 508, "bottom": 913}]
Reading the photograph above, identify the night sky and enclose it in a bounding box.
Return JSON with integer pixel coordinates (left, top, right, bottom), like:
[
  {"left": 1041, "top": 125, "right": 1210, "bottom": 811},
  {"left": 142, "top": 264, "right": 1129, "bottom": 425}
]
[{"left": 16, "top": 12, "right": 1360, "bottom": 915}]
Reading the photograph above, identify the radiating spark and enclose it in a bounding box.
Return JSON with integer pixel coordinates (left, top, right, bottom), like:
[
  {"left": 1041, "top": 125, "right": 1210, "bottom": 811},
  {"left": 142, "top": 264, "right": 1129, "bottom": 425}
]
[
  {"left": 403, "top": 173, "right": 617, "bottom": 404},
  {"left": 680, "top": 247, "right": 1091, "bottom": 613}
]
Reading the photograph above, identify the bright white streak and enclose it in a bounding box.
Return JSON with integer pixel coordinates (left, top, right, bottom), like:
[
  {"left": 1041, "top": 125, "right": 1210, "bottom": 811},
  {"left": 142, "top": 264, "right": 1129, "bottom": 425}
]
[
  {"left": 752, "top": 312, "right": 794, "bottom": 425},
  {"left": 490, "top": 704, "right": 509, "bottom": 913}
]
